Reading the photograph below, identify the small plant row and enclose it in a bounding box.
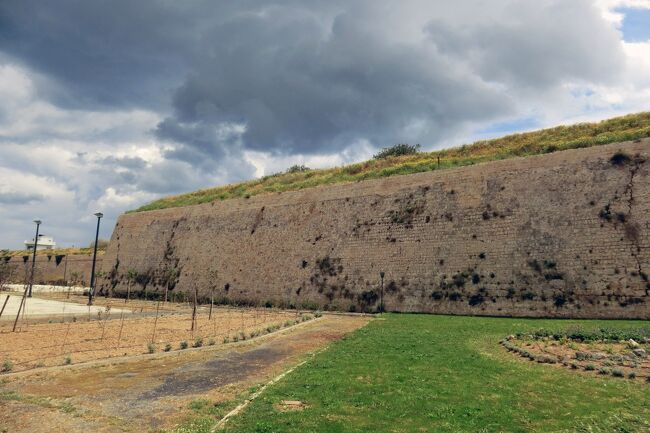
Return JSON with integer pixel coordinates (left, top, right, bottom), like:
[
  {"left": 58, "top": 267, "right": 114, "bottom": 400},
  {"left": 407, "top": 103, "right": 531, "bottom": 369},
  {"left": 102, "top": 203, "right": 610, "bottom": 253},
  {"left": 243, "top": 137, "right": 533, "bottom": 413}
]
[
  {"left": 514, "top": 326, "right": 650, "bottom": 343},
  {"left": 224, "top": 313, "right": 320, "bottom": 344},
  {"left": 1, "top": 313, "right": 324, "bottom": 373},
  {"left": 1, "top": 355, "right": 72, "bottom": 373},
  {"left": 500, "top": 339, "right": 647, "bottom": 382},
  {"left": 143, "top": 312, "right": 321, "bottom": 354}
]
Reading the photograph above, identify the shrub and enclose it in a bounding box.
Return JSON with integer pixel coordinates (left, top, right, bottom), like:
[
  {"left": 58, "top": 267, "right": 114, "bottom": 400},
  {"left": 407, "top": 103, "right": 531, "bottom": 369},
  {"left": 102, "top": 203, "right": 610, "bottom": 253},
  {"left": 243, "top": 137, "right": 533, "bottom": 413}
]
[
  {"left": 1, "top": 359, "right": 13, "bottom": 372},
  {"left": 373, "top": 143, "right": 421, "bottom": 159},
  {"left": 193, "top": 337, "right": 203, "bottom": 348},
  {"left": 314, "top": 311, "right": 323, "bottom": 318},
  {"left": 64, "top": 355, "right": 72, "bottom": 365},
  {"left": 452, "top": 273, "right": 467, "bottom": 288},
  {"left": 164, "top": 343, "right": 172, "bottom": 352},
  {"left": 468, "top": 294, "right": 485, "bottom": 306},
  {"left": 611, "top": 368, "right": 625, "bottom": 378},
  {"left": 223, "top": 336, "right": 230, "bottom": 344},
  {"left": 179, "top": 341, "right": 189, "bottom": 350},
  {"left": 553, "top": 294, "right": 567, "bottom": 308},
  {"left": 521, "top": 292, "right": 535, "bottom": 301},
  {"left": 585, "top": 364, "right": 596, "bottom": 371},
  {"left": 285, "top": 164, "right": 310, "bottom": 173},
  {"left": 628, "top": 371, "right": 636, "bottom": 379},
  {"left": 536, "top": 355, "right": 556, "bottom": 364},
  {"left": 147, "top": 343, "right": 156, "bottom": 354},
  {"left": 598, "top": 367, "right": 611, "bottom": 375},
  {"left": 208, "top": 338, "right": 216, "bottom": 346},
  {"left": 610, "top": 151, "right": 631, "bottom": 166}
]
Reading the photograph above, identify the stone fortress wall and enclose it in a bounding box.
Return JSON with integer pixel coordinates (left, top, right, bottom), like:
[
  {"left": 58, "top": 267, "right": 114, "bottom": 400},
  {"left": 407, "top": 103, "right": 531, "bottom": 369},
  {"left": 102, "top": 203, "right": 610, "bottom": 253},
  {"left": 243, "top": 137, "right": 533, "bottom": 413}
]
[
  {"left": 97, "top": 139, "right": 650, "bottom": 318},
  {"left": 2, "top": 254, "right": 102, "bottom": 287}
]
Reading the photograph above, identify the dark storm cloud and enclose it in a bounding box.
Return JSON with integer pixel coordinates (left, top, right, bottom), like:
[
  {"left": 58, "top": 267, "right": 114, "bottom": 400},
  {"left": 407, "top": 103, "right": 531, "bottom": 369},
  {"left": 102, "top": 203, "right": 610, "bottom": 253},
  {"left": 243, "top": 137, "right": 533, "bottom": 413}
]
[
  {"left": 0, "top": 0, "right": 624, "bottom": 162},
  {"left": 0, "top": 191, "right": 45, "bottom": 204},
  {"left": 426, "top": 1, "right": 624, "bottom": 88},
  {"left": 157, "top": 3, "right": 512, "bottom": 156},
  {"left": 99, "top": 156, "right": 148, "bottom": 170},
  {"left": 156, "top": 0, "right": 624, "bottom": 158},
  {"left": 0, "top": 0, "right": 199, "bottom": 109}
]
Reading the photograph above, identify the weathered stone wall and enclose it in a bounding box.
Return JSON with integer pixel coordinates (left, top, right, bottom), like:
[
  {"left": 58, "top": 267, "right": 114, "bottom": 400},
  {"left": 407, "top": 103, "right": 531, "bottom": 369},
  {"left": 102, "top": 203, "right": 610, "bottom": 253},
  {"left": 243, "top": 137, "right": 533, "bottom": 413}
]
[
  {"left": 2, "top": 254, "right": 101, "bottom": 287},
  {"left": 98, "top": 139, "right": 650, "bottom": 318}
]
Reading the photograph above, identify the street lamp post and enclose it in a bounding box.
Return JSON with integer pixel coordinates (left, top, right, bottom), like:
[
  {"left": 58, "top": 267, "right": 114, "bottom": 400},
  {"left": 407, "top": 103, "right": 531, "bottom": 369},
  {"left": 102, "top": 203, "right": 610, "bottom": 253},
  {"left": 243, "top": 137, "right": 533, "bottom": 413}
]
[
  {"left": 379, "top": 271, "right": 385, "bottom": 313},
  {"left": 27, "top": 220, "right": 41, "bottom": 298},
  {"left": 88, "top": 212, "right": 103, "bottom": 306}
]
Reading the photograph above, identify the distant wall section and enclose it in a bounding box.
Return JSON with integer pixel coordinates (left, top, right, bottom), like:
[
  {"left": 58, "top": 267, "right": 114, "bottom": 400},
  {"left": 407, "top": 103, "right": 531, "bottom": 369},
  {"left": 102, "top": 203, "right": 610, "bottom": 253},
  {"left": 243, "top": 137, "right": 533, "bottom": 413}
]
[
  {"left": 98, "top": 139, "right": 650, "bottom": 318},
  {"left": 2, "top": 254, "right": 101, "bottom": 287}
]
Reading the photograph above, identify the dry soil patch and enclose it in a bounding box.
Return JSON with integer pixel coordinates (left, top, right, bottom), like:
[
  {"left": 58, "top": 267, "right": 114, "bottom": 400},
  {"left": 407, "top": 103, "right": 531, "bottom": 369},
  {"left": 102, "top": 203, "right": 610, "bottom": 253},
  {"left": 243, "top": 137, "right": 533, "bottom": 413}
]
[{"left": 0, "top": 314, "right": 370, "bottom": 432}]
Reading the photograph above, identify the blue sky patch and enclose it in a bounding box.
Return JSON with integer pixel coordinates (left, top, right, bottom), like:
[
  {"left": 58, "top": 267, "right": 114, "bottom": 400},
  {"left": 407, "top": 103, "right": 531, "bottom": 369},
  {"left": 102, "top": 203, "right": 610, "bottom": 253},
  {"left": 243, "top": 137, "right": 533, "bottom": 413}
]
[
  {"left": 476, "top": 117, "right": 541, "bottom": 137},
  {"left": 617, "top": 7, "right": 650, "bottom": 42}
]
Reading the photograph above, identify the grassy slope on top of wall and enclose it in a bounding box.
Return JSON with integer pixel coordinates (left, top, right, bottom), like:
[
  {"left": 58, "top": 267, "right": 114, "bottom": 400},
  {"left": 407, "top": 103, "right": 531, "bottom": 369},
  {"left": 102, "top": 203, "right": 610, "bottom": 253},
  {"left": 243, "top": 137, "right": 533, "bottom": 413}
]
[{"left": 133, "top": 111, "right": 650, "bottom": 213}]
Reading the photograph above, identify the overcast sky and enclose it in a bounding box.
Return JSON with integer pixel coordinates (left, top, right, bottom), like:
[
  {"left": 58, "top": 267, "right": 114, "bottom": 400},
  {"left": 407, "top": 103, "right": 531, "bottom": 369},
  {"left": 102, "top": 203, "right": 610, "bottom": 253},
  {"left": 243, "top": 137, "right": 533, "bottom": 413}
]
[{"left": 1, "top": 0, "right": 650, "bottom": 250}]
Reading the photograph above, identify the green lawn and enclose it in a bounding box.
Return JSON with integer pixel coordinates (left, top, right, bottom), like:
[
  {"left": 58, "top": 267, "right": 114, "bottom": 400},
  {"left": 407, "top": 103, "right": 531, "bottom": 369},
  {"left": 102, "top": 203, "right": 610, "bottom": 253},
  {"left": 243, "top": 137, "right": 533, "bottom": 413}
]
[{"left": 222, "top": 314, "right": 649, "bottom": 433}]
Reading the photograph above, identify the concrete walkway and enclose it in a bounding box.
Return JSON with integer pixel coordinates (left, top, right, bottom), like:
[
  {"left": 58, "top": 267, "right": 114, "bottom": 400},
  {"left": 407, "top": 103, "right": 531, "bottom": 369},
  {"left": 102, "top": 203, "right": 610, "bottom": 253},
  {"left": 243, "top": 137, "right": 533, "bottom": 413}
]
[
  {"left": 3, "top": 284, "right": 87, "bottom": 295},
  {"left": 0, "top": 295, "right": 128, "bottom": 319}
]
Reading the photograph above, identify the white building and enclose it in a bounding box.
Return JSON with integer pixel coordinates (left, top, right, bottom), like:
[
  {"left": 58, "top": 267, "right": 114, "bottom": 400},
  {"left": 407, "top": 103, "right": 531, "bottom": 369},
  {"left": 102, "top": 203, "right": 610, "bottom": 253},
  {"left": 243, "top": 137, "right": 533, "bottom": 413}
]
[{"left": 24, "top": 234, "right": 56, "bottom": 250}]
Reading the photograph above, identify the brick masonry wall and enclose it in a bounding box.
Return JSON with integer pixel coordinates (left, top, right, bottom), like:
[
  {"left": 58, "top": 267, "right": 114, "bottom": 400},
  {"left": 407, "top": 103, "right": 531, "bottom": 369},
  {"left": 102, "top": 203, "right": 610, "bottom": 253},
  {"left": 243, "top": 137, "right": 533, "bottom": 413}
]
[
  {"left": 97, "top": 139, "right": 650, "bottom": 318},
  {"left": 2, "top": 254, "right": 102, "bottom": 287}
]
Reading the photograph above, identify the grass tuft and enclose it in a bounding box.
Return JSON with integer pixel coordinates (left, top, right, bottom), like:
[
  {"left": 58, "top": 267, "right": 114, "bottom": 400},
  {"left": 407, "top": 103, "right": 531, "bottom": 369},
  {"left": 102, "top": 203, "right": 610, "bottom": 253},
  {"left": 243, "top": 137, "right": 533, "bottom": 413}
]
[{"left": 1, "top": 359, "right": 13, "bottom": 372}]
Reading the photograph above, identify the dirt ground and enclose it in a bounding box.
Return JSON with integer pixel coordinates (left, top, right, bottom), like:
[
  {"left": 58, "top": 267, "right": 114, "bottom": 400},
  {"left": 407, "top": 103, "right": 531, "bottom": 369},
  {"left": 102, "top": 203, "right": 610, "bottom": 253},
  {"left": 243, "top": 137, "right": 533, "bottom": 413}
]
[
  {"left": 0, "top": 314, "right": 369, "bottom": 432},
  {"left": 0, "top": 304, "right": 303, "bottom": 372},
  {"left": 35, "top": 293, "right": 206, "bottom": 315}
]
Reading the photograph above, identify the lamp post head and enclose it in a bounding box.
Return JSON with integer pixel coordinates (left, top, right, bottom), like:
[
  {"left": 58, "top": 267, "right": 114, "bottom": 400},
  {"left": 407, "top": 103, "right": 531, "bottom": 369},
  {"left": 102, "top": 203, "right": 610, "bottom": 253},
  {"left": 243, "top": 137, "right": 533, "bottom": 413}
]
[
  {"left": 33, "top": 219, "right": 42, "bottom": 225},
  {"left": 94, "top": 212, "right": 103, "bottom": 219},
  {"left": 380, "top": 271, "right": 385, "bottom": 279}
]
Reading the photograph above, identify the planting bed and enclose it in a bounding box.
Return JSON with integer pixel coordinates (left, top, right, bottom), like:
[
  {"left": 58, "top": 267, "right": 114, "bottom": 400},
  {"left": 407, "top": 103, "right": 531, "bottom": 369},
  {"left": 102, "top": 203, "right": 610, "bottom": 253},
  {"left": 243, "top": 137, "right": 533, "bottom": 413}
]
[
  {"left": 0, "top": 305, "right": 313, "bottom": 373},
  {"left": 501, "top": 327, "right": 650, "bottom": 382}
]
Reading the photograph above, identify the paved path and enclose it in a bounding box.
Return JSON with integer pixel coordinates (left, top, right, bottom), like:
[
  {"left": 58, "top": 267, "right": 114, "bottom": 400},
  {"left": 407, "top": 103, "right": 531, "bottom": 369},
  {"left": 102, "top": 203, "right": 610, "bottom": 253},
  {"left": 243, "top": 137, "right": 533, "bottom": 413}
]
[
  {"left": 3, "top": 284, "right": 87, "bottom": 295},
  {"left": 0, "top": 295, "right": 128, "bottom": 320}
]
